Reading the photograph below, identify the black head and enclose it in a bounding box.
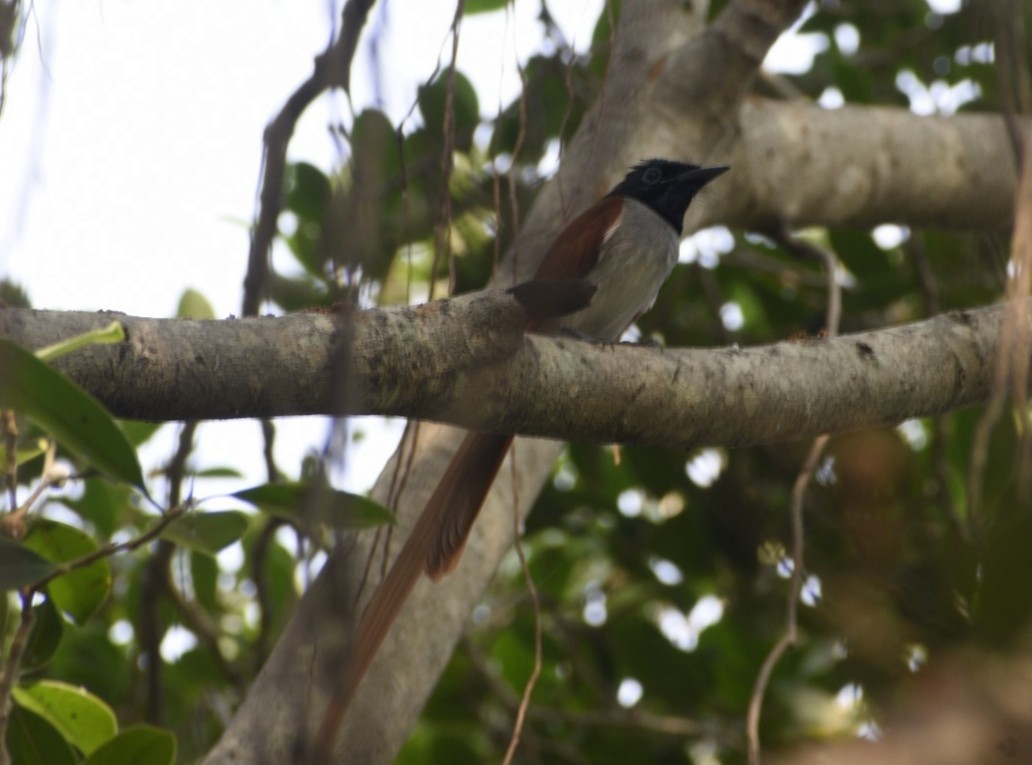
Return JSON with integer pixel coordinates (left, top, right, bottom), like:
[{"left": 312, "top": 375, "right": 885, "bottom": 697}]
[{"left": 607, "top": 159, "right": 729, "bottom": 235}]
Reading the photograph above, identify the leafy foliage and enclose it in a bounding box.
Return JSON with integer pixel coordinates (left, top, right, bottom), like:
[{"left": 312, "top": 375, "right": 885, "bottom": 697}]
[{"left": 0, "top": 314, "right": 400, "bottom": 761}]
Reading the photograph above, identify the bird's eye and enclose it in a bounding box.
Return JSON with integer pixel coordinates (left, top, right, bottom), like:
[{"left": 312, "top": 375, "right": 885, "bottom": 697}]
[{"left": 642, "top": 167, "right": 663, "bottom": 184}]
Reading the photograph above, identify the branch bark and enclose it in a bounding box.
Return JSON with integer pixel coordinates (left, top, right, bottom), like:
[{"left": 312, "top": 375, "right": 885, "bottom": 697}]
[
  {"left": 1, "top": 299, "right": 1027, "bottom": 449},
  {"left": 724, "top": 100, "right": 1019, "bottom": 231}
]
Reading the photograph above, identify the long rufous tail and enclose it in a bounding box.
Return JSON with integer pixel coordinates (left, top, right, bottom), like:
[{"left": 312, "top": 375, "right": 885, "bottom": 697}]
[
  {"left": 424, "top": 431, "right": 514, "bottom": 578},
  {"left": 313, "top": 431, "right": 513, "bottom": 755}
]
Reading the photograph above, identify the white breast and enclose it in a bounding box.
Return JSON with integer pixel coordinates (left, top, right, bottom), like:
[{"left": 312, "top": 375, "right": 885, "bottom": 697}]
[{"left": 542, "top": 198, "right": 679, "bottom": 340}]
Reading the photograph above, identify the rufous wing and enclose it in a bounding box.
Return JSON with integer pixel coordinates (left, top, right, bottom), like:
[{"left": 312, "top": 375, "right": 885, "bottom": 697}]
[{"left": 532, "top": 196, "right": 623, "bottom": 281}]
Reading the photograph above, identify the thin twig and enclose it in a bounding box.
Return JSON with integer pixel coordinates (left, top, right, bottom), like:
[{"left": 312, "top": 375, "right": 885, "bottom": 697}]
[
  {"left": 355, "top": 421, "right": 419, "bottom": 613},
  {"left": 371, "top": 128, "right": 418, "bottom": 592},
  {"left": 1006, "top": 127, "right": 1032, "bottom": 500},
  {"left": 260, "top": 418, "right": 281, "bottom": 483},
  {"left": 721, "top": 246, "right": 830, "bottom": 289},
  {"left": 241, "top": 0, "right": 377, "bottom": 316},
  {"left": 139, "top": 420, "right": 195, "bottom": 722},
  {"left": 502, "top": 441, "right": 543, "bottom": 765},
  {"left": 745, "top": 433, "right": 828, "bottom": 765},
  {"left": 505, "top": 32, "right": 529, "bottom": 285},
  {"left": 1, "top": 440, "right": 56, "bottom": 541},
  {"left": 139, "top": 540, "right": 173, "bottom": 724},
  {"left": 0, "top": 0, "right": 22, "bottom": 119},
  {"left": 2, "top": 409, "right": 17, "bottom": 511},
  {"left": 532, "top": 705, "right": 719, "bottom": 740},
  {"left": 252, "top": 418, "right": 288, "bottom": 668},
  {"left": 428, "top": 0, "right": 465, "bottom": 299},
  {"left": 318, "top": 86, "right": 452, "bottom": 653},
  {"left": 164, "top": 579, "right": 245, "bottom": 689},
  {"left": 773, "top": 226, "right": 842, "bottom": 334},
  {"left": 967, "top": 124, "right": 1032, "bottom": 531},
  {"left": 29, "top": 504, "right": 187, "bottom": 593},
  {"left": 544, "top": 0, "right": 590, "bottom": 230},
  {"left": 492, "top": 151, "right": 504, "bottom": 275},
  {"left": 0, "top": 592, "right": 34, "bottom": 765},
  {"left": 988, "top": 0, "right": 1032, "bottom": 164},
  {"left": 251, "top": 515, "right": 287, "bottom": 671},
  {"left": 465, "top": 635, "right": 731, "bottom": 749},
  {"left": 747, "top": 226, "right": 842, "bottom": 764}
]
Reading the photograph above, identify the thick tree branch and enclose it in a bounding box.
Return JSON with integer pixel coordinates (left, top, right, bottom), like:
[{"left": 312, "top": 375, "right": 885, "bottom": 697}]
[
  {"left": 721, "top": 100, "right": 1020, "bottom": 231},
  {"left": 662, "top": 0, "right": 810, "bottom": 118},
  {"left": 0, "top": 298, "right": 1026, "bottom": 448}
]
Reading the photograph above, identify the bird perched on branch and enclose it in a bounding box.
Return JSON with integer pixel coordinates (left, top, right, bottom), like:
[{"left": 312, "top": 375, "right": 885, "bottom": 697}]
[{"left": 315, "top": 158, "right": 730, "bottom": 751}]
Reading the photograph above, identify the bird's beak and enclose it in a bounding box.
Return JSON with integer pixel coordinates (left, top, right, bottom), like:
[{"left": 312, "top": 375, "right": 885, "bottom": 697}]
[{"left": 678, "top": 165, "right": 730, "bottom": 187}]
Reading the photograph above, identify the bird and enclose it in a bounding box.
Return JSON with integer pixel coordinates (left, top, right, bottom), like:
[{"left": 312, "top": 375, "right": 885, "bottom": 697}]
[
  {"left": 425, "top": 158, "right": 730, "bottom": 577},
  {"left": 314, "top": 159, "right": 729, "bottom": 750}
]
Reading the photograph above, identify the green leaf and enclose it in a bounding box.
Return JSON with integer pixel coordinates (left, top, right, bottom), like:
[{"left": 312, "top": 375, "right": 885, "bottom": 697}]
[
  {"left": 243, "top": 534, "right": 297, "bottom": 635},
  {"left": 232, "top": 482, "right": 306, "bottom": 511},
  {"left": 190, "top": 550, "right": 220, "bottom": 611},
  {"left": 195, "top": 466, "right": 244, "bottom": 478},
  {"left": 23, "top": 595, "right": 65, "bottom": 668},
  {"left": 464, "top": 0, "right": 508, "bottom": 13},
  {"left": 13, "top": 680, "right": 117, "bottom": 756},
  {"left": 118, "top": 419, "right": 164, "bottom": 447},
  {"left": 352, "top": 109, "right": 401, "bottom": 182},
  {"left": 267, "top": 270, "right": 331, "bottom": 312},
  {"left": 50, "top": 624, "right": 132, "bottom": 703},
  {"left": 34, "top": 321, "right": 125, "bottom": 363},
  {"left": 233, "top": 482, "right": 395, "bottom": 529},
  {"left": 0, "top": 440, "right": 47, "bottom": 469},
  {"left": 83, "top": 726, "right": 176, "bottom": 765},
  {"left": 5, "top": 704, "right": 77, "bottom": 765},
  {"left": 60, "top": 476, "right": 132, "bottom": 539},
  {"left": 285, "top": 161, "right": 331, "bottom": 225},
  {"left": 161, "top": 510, "right": 249, "bottom": 556},
  {"left": 417, "top": 71, "right": 480, "bottom": 150},
  {"left": 0, "top": 338, "right": 147, "bottom": 491},
  {"left": 23, "top": 519, "right": 111, "bottom": 624},
  {"left": 0, "top": 278, "right": 32, "bottom": 309},
  {"left": 0, "top": 538, "right": 57, "bottom": 590},
  {"left": 176, "top": 288, "right": 216, "bottom": 320}
]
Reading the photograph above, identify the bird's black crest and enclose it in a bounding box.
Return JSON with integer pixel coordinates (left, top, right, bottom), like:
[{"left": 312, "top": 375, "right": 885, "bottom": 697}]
[{"left": 607, "top": 159, "right": 729, "bottom": 234}]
